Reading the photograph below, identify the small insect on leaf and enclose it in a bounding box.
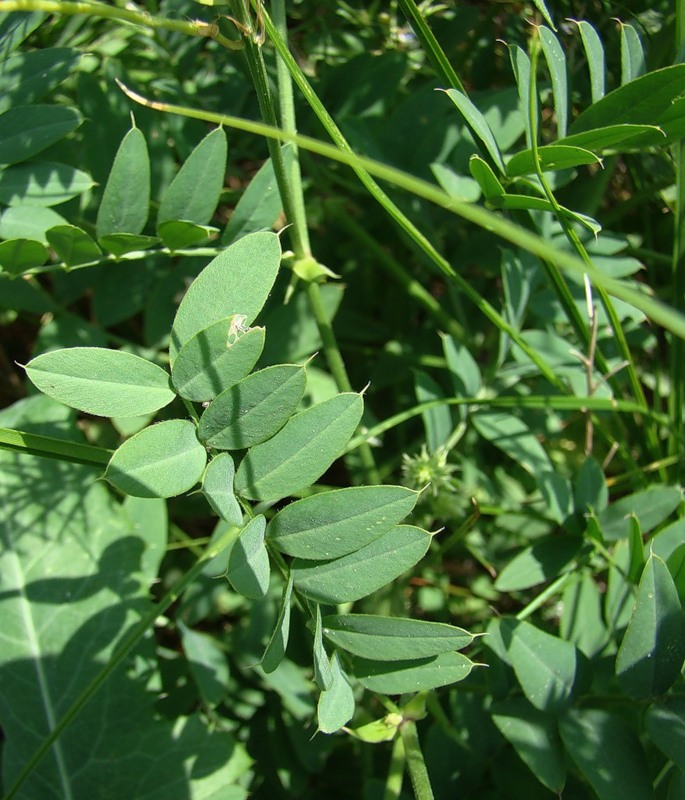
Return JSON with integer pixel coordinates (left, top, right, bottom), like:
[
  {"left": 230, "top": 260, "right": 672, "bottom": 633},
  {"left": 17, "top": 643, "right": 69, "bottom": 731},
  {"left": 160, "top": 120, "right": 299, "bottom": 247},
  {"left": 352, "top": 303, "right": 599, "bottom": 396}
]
[{"left": 226, "top": 313, "right": 249, "bottom": 346}]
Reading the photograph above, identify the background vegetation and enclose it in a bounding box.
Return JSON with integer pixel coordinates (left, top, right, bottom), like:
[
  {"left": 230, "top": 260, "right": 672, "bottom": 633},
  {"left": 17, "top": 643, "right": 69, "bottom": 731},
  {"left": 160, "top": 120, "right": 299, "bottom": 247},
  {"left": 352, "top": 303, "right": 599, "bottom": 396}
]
[{"left": 0, "top": 0, "right": 684, "bottom": 798}]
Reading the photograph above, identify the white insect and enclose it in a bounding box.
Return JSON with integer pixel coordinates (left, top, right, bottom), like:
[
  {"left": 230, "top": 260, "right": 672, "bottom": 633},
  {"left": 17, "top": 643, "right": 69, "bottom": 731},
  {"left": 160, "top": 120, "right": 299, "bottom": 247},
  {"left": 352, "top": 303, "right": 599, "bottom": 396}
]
[{"left": 226, "top": 314, "right": 249, "bottom": 346}]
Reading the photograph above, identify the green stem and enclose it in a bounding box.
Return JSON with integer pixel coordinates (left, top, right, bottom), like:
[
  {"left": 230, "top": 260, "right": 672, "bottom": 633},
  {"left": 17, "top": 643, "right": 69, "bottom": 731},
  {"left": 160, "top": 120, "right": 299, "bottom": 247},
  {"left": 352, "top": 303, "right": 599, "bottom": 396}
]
[
  {"left": 515, "top": 571, "right": 574, "bottom": 621},
  {"left": 0, "top": 426, "right": 112, "bottom": 467},
  {"left": 0, "top": 0, "right": 242, "bottom": 48},
  {"left": 2, "top": 526, "right": 239, "bottom": 800},
  {"left": 384, "top": 734, "right": 406, "bottom": 800},
  {"left": 400, "top": 721, "right": 435, "bottom": 800}
]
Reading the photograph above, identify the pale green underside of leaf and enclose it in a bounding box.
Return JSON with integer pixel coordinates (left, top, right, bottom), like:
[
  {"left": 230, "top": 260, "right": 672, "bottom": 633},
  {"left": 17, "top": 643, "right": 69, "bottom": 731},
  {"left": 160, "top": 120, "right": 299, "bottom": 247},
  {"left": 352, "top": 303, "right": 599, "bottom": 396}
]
[
  {"left": 25, "top": 347, "right": 175, "bottom": 417},
  {"left": 317, "top": 652, "right": 355, "bottom": 734},
  {"left": 352, "top": 651, "right": 475, "bottom": 694}
]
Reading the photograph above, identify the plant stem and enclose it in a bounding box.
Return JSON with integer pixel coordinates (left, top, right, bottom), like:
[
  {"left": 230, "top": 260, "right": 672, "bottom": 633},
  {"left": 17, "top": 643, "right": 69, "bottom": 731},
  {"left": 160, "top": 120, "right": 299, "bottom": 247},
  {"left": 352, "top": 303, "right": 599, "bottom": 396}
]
[
  {"left": 384, "top": 734, "right": 406, "bottom": 800},
  {"left": 2, "top": 525, "right": 239, "bottom": 800},
  {"left": 0, "top": 426, "right": 112, "bottom": 466},
  {"left": 400, "top": 720, "right": 435, "bottom": 800}
]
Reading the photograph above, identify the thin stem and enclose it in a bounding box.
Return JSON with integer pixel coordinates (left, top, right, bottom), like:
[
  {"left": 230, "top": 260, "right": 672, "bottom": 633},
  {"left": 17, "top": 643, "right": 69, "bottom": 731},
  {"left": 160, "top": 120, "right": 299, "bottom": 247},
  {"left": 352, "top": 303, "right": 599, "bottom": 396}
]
[
  {"left": 0, "top": 427, "right": 112, "bottom": 467},
  {"left": 2, "top": 525, "right": 239, "bottom": 800},
  {"left": 384, "top": 734, "right": 406, "bottom": 800},
  {"left": 400, "top": 721, "right": 435, "bottom": 800},
  {"left": 515, "top": 571, "right": 574, "bottom": 621},
  {"left": 0, "top": 0, "right": 242, "bottom": 48}
]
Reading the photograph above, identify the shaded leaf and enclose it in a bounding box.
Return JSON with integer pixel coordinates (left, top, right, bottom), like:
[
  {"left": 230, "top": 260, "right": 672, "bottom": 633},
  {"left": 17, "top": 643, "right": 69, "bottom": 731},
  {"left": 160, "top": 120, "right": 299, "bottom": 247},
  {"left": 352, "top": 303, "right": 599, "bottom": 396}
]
[
  {"left": 202, "top": 453, "right": 243, "bottom": 526},
  {"left": 46, "top": 225, "right": 101, "bottom": 267},
  {"left": 352, "top": 651, "right": 474, "bottom": 694},
  {"left": 0, "top": 238, "right": 48, "bottom": 274},
  {"left": 199, "top": 364, "right": 306, "bottom": 450},
  {"left": 597, "top": 485, "right": 682, "bottom": 541},
  {"left": 157, "top": 220, "right": 216, "bottom": 250},
  {"left": 0, "top": 161, "right": 93, "bottom": 206},
  {"left": 179, "top": 622, "right": 230, "bottom": 707},
  {"left": 260, "top": 573, "right": 294, "bottom": 674},
  {"left": 495, "top": 535, "right": 582, "bottom": 592},
  {"left": 97, "top": 233, "right": 159, "bottom": 257},
  {"left": 313, "top": 604, "right": 333, "bottom": 690},
  {"left": 322, "top": 614, "right": 474, "bottom": 661},
  {"left": 106, "top": 420, "right": 207, "bottom": 499},
  {"left": 0, "top": 204, "right": 66, "bottom": 245},
  {"left": 227, "top": 515, "right": 270, "bottom": 599},
  {"left": 291, "top": 525, "right": 431, "bottom": 604},
  {"left": 317, "top": 652, "right": 355, "bottom": 734},
  {"left": 442, "top": 88, "right": 505, "bottom": 173},
  {"left": 268, "top": 485, "right": 418, "bottom": 560},
  {"left": 0, "top": 47, "right": 79, "bottom": 113},
  {"left": 234, "top": 392, "right": 363, "bottom": 502},
  {"left": 172, "top": 318, "right": 265, "bottom": 402},
  {"left": 646, "top": 697, "right": 685, "bottom": 771},
  {"left": 0, "top": 104, "right": 82, "bottom": 165}
]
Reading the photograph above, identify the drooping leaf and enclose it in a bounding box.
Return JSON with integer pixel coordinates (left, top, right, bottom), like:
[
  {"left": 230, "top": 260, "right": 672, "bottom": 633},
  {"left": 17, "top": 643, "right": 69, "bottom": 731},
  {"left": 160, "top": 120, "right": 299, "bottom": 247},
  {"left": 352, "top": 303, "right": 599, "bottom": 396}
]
[
  {"left": 199, "top": 364, "right": 306, "bottom": 450},
  {"left": 169, "top": 230, "right": 281, "bottom": 361},
  {"left": 291, "top": 525, "right": 431, "bottom": 604},
  {"left": 494, "top": 535, "right": 583, "bottom": 592},
  {"left": 268, "top": 485, "right": 418, "bottom": 560},
  {"left": 0, "top": 161, "right": 94, "bottom": 206},
  {"left": 202, "top": 453, "right": 243, "bottom": 526},
  {"left": 46, "top": 225, "right": 102, "bottom": 267},
  {"left": 106, "top": 419, "right": 207, "bottom": 498},
  {"left": 172, "top": 319, "right": 265, "bottom": 402},
  {"left": 222, "top": 145, "right": 293, "bottom": 245},
  {"left": 260, "top": 572, "right": 294, "bottom": 673},
  {"left": 616, "top": 553, "right": 685, "bottom": 697},
  {"left": 0, "top": 104, "right": 82, "bottom": 165},
  {"left": 441, "top": 88, "right": 505, "bottom": 173},
  {"left": 491, "top": 697, "right": 566, "bottom": 794},
  {"left": 226, "top": 515, "right": 270, "bottom": 599},
  {"left": 322, "top": 614, "right": 474, "bottom": 661},
  {"left": 313, "top": 604, "right": 333, "bottom": 690},
  {"left": 352, "top": 651, "right": 475, "bottom": 694},
  {"left": 0, "top": 238, "right": 48, "bottom": 275},
  {"left": 500, "top": 617, "right": 578, "bottom": 712},
  {"left": 234, "top": 392, "right": 363, "bottom": 502},
  {"left": 619, "top": 22, "right": 645, "bottom": 85},
  {"left": 539, "top": 26, "right": 568, "bottom": 138},
  {"left": 97, "top": 233, "right": 159, "bottom": 257},
  {"left": 317, "top": 652, "right": 355, "bottom": 734},
  {"left": 157, "top": 127, "right": 227, "bottom": 227},
  {"left": 96, "top": 126, "right": 150, "bottom": 239},
  {"left": 157, "top": 220, "right": 217, "bottom": 250},
  {"left": 469, "top": 155, "right": 504, "bottom": 201},
  {"left": 25, "top": 347, "right": 175, "bottom": 417},
  {"left": 559, "top": 708, "right": 655, "bottom": 800}
]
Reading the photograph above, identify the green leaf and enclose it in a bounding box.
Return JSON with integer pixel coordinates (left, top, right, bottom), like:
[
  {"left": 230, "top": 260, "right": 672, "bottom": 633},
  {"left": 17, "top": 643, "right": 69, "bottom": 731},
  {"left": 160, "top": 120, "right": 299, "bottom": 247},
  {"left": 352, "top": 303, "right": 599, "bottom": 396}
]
[
  {"left": 539, "top": 26, "right": 567, "bottom": 138},
  {"left": 25, "top": 347, "right": 175, "bottom": 417},
  {"left": 157, "top": 220, "right": 217, "bottom": 250},
  {"left": 597, "top": 485, "right": 682, "bottom": 541},
  {"left": 530, "top": 0, "right": 554, "bottom": 30},
  {"left": 559, "top": 708, "right": 655, "bottom": 800},
  {"left": 106, "top": 419, "right": 207, "bottom": 498},
  {"left": 96, "top": 126, "right": 150, "bottom": 239},
  {"left": 0, "top": 104, "right": 82, "bottom": 165},
  {"left": 222, "top": 144, "right": 293, "bottom": 245},
  {"left": 202, "top": 453, "right": 243, "bottom": 526},
  {"left": 172, "top": 318, "right": 265, "bottom": 402},
  {"left": 646, "top": 697, "right": 685, "bottom": 771},
  {"left": 352, "top": 651, "right": 475, "bottom": 694},
  {"left": 199, "top": 364, "right": 306, "bottom": 450},
  {"left": 46, "top": 225, "right": 102, "bottom": 267},
  {"left": 556, "top": 123, "right": 661, "bottom": 153},
  {"left": 506, "top": 145, "right": 601, "bottom": 177},
  {"left": 0, "top": 238, "right": 48, "bottom": 275},
  {"left": 627, "top": 515, "right": 645, "bottom": 583},
  {"left": 0, "top": 47, "right": 79, "bottom": 113},
  {"left": 494, "top": 535, "right": 582, "bottom": 592},
  {"left": 322, "top": 614, "right": 474, "bottom": 661},
  {"left": 179, "top": 622, "right": 230, "bottom": 707},
  {"left": 570, "top": 64, "right": 685, "bottom": 142},
  {"left": 0, "top": 204, "right": 66, "bottom": 245},
  {"left": 491, "top": 697, "right": 566, "bottom": 794},
  {"left": 442, "top": 88, "right": 505, "bottom": 174},
  {"left": 158, "top": 127, "right": 227, "bottom": 227},
  {"left": 570, "top": 20, "right": 605, "bottom": 103},
  {"left": 468, "top": 155, "right": 504, "bottom": 202},
  {"left": 414, "top": 369, "right": 452, "bottom": 452},
  {"left": 170, "top": 230, "right": 281, "bottom": 361},
  {"left": 667, "top": 544, "right": 685, "bottom": 605},
  {"left": 472, "top": 411, "right": 552, "bottom": 476},
  {"left": 268, "top": 484, "right": 418, "bottom": 559},
  {"left": 260, "top": 572, "right": 294, "bottom": 673},
  {"left": 313, "top": 604, "right": 333, "bottom": 690},
  {"left": 616, "top": 553, "right": 685, "bottom": 697},
  {"left": 0, "top": 161, "right": 94, "bottom": 207},
  {"left": 574, "top": 455, "right": 608, "bottom": 514},
  {"left": 500, "top": 617, "right": 578, "bottom": 712},
  {"left": 234, "top": 392, "right": 363, "bottom": 502},
  {"left": 0, "top": 12, "right": 46, "bottom": 56},
  {"left": 619, "top": 23, "right": 645, "bottom": 85},
  {"left": 560, "top": 571, "right": 607, "bottom": 658},
  {"left": 98, "top": 233, "right": 159, "bottom": 257},
  {"left": 291, "top": 525, "right": 431, "bottom": 604},
  {"left": 227, "top": 515, "right": 270, "bottom": 599},
  {"left": 317, "top": 652, "right": 355, "bottom": 734},
  {"left": 508, "top": 44, "right": 535, "bottom": 150}
]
